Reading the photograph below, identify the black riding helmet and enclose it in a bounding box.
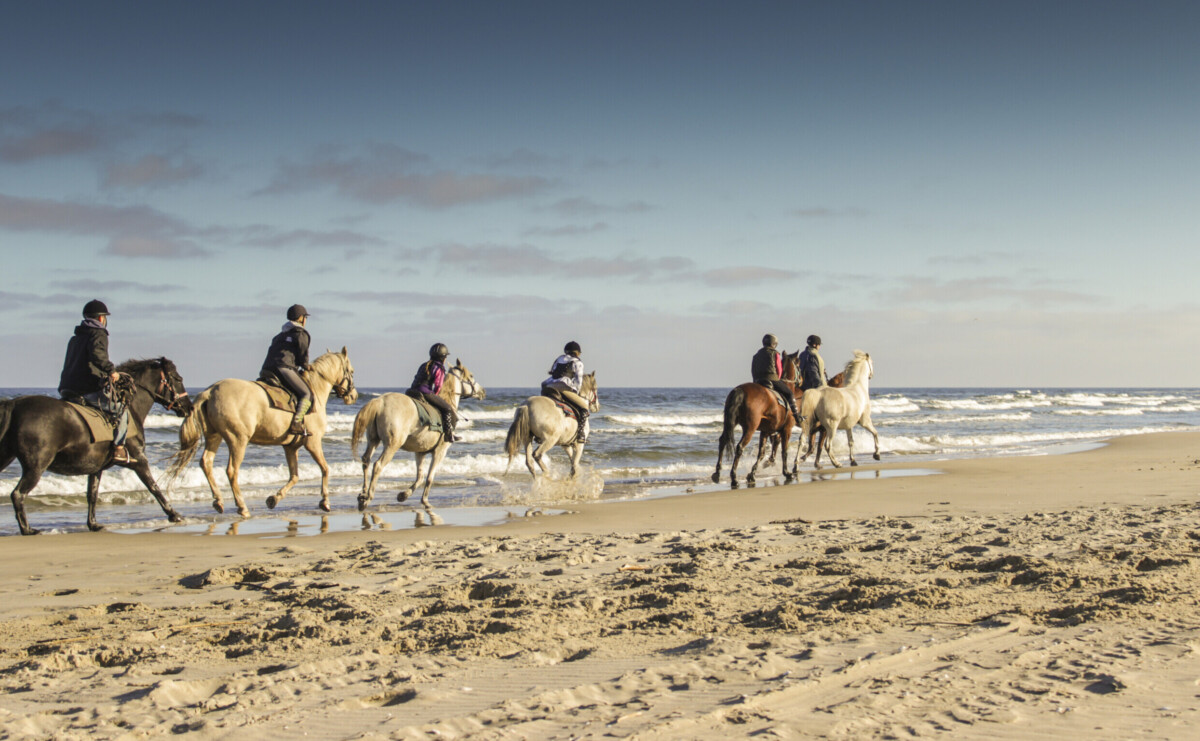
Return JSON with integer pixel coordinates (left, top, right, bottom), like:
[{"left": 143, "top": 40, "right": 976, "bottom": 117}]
[
  {"left": 83, "top": 299, "right": 110, "bottom": 318},
  {"left": 807, "top": 334, "right": 822, "bottom": 347},
  {"left": 762, "top": 334, "right": 777, "bottom": 348},
  {"left": 286, "top": 304, "right": 310, "bottom": 321},
  {"left": 564, "top": 341, "right": 582, "bottom": 356},
  {"left": 430, "top": 343, "right": 449, "bottom": 360}
]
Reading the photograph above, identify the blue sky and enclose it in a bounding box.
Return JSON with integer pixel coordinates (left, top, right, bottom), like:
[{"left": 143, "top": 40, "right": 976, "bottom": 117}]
[{"left": 2, "top": 1, "right": 1198, "bottom": 388}]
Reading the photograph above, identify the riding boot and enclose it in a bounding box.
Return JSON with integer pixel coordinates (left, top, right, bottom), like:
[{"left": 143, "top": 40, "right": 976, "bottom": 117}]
[
  {"left": 789, "top": 401, "right": 801, "bottom": 425},
  {"left": 576, "top": 410, "right": 590, "bottom": 444},
  {"left": 442, "top": 412, "right": 462, "bottom": 443},
  {"left": 111, "top": 445, "right": 132, "bottom": 464},
  {"left": 289, "top": 398, "right": 312, "bottom": 437}
]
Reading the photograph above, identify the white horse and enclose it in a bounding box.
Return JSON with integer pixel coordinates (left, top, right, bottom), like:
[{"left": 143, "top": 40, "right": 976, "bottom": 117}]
[
  {"left": 797, "top": 350, "right": 880, "bottom": 469},
  {"left": 351, "top": 359, "right": 485, "bottom": 509},
  {"left": 165, "top": 348, "right": 358, "bottom": 515},
  {"left": 504, "top": 372, "right": 599, "bottom": 478}
]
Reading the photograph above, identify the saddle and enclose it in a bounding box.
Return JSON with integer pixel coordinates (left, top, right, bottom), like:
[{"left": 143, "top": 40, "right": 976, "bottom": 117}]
[
  {"left": 411, "top": 397, "right": 444, "bottom": 434},
  {"left": 65, "top": 401, "right": 115, "bottom": 443},
  {"left": 255, "top": 375, "right": 314, "bottom": 413},
  {"left": 541, "top": 388, "right": 580, "bottom": 422}
]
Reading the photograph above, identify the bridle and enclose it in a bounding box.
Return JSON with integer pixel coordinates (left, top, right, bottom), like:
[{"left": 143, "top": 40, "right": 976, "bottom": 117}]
[
  {"left": 449, "top": 366, "right": 480, "bottom": 400},
  {"left": 153, "top": 367, "right": 189, "bottom": 411},
  {"left": 581, "top": 381, "right": 599, "bottom": 411},
  {"left": 332, "top": 361, "right": 356, "bottom": 399}
]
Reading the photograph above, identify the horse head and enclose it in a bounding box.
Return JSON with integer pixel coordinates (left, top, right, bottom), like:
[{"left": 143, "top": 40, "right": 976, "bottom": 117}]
[
  {"left": 449, "top": 359, "right": 486, "bottom": 401},
  {"left": 330, "top": 347, "right": 358, "bottom": 404},
  {"left": 782, "top": 350, "right": 800, "bottom": 383},
  {"left": 842, "top": 350, "right": 873, "bottom": 385},
  {"left": 119, "top": 357, "right": 193, "bottom": 417},
  {"left": 580, "top": 371, "right": 600, "bottom": 412}
]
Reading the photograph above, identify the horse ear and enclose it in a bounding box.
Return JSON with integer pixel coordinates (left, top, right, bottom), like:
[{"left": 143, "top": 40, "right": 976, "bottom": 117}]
[{"left": 342, "top": 346, "right": 348, "bottom": 356}]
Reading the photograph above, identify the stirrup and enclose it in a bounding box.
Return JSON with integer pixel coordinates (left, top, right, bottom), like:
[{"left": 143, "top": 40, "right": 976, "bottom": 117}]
[
  {"left": 111, "top": 446, "right": 132, "bottom": 464},
  {"left": 288, "top": 420, "right": 309, "bottom": 437}
]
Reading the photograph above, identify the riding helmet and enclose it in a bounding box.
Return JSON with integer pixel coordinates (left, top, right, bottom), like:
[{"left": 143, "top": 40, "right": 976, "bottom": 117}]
[
  {"left": 807, "top": 334, "right": 822, "bottom": 347},
  {"left": 83, "top": 299, "right": 110, "bottom": 318},
  {"left": 430, "top": 343, "right": 449, "bottom": 360},
  {"left": 762, "top": 334, "right": 777, "bottom": 348},
  {"left": 564, "top": 341, "right": 582, "bottom": 356},
  {"left": 286, "top": 304, "right": 310, "bottom": 320}
]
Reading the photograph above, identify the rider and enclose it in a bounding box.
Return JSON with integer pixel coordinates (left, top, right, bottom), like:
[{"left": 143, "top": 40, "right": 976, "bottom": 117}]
[
  {"left": 259, "top": 304, "right": 313, "bottom": 436},
  {"left": 798, "top": 334, "right": 828, "bottom": 391},
  {"left": 58, "top": 299, "right": 133, "bottom": 463},
  {"left": 541, "top": 341, "right": 589, "bottom": 443},
  {"left": 406, "top": 343, "right": 461, "bottom": 442},
  {"left": 751, "top": 334, "right": 801, "bottom": 422}
]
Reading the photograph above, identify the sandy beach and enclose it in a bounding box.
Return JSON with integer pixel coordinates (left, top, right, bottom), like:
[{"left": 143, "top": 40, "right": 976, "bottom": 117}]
[{"left": 1, "top": 431, "right": 1198, "bottom": 739}]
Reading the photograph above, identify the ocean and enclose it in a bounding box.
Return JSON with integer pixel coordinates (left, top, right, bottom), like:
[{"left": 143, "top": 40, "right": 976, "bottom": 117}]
[{"left": 2, "top": 386, "right": 1197, "bottom": 536}]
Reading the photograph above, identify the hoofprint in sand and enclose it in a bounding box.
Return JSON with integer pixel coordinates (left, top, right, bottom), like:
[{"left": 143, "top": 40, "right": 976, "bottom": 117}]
[{"left": 0, "top": 433, "right": 1198, "bottom": 739}]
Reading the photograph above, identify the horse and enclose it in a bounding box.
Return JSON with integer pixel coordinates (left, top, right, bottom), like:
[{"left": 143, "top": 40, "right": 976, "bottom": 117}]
[
  {"left": 711, "top": 352, "right": 803, "bottom": 487},
  {"left": 351, "top": 359, "right": 486, "bottom": 509},
  {"left": 0, "top": 358, "right": 192, "bottom": 535},
  {"left": 762, "top": 364, "right": 845, "bottom": 468},
  {"left": 504, "top": 372, "right": 599, "bottom": 478},
  {"left": 165, "top": 348, "right": 357, "bottom": 516},
  {"left": 797, "top": 350, "right": 880, "bottom": 469}
]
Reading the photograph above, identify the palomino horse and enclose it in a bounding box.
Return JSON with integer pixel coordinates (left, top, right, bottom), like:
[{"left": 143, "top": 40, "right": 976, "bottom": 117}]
[
  {"left": 504, "top": 372, "right": 599, "bottom": 478},
  {"left": 0, "top": 358, "right": 192, "bottom": 534},
  {"left": 712, "top": 352, "right": 803, "bottom": 487},
  {"left": 165, "top": 348, "right": 357, "bottom": 515},
  {"left": 798, "top": 350, "right": 880, "bottom": 469},
  {"left": 351, "top": 359, "right": 486, "bottom": 509}
]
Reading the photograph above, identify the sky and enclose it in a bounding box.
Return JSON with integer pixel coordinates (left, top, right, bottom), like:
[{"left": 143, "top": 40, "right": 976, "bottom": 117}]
[{"left": 2, "top": 1, "right": 1198, "bottom": 389}]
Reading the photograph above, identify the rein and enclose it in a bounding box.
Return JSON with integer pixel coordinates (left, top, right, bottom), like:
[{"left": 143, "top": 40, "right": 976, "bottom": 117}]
[
  {"left": 449, "top": 366, "right": 480, "bottom": 401},
  {"left": 155, "top": 368, "right": 189, "bottom": 411}
]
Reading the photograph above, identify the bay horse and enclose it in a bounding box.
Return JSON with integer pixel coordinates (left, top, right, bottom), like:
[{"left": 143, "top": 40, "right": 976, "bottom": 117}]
[
  {"left": 797, "top": 350, "right": 880, "bottom": 469},
  {"left": 0, "top": 358, "right": 192, "bottom": 535},
  {"left": 504, "top": 372, "right": 599, "bottom": 478},
  {"left": 711, "top": 352, "right": 803, "bottom": 487},
  {"left": 165, "top": 348, "right": 357, "bottom": 516},
  {"left": 351, "top": 359, "right": 485, "bottom": 509}
]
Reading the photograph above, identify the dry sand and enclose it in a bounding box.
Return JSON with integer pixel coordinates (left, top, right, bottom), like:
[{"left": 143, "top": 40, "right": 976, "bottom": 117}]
[{"left": 1, "top": 431, "right": 1199, "bottom": 739}]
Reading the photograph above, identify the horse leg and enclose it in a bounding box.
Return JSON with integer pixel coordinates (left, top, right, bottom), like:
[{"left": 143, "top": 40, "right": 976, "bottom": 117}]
[
  {"left": 823, "top": 423, "right": 842, "bottom": 468},
  {"left": 9, "top": 467, "right": 45, "bottom": 535},
  {"left": 846, "top": 427, "right": 857, "bottom": 467},
  {"left": 267, "top": 445, "right": 300, "bottom": 511},
  {"left": 359, "top": 434, "right": 379, "bottom": 502},
  {"left": 863, "top": 417, "right": 882, "bottom": 461},
  {"left": 304, "top": 438, "right": 333, "bottom": 512},
  {"left": 711, "top": 430, "right": 728, "bottom": 484},
  {"left": 532, "top": 438, "right": 556, "bottom": 477},
  {"left": 731, "top": 424, "right": 755, "bottom": 485},
  {"left": 200, "top": 435, "right": 226, "bottom": 513},
  {"left": 568, "top": 442, "right": 585, "bottom": 478},
  {"left": 747, "top": 430, "right": 771, "bottom": 484},
  {"left": 400, "top": 452, "right": 426, "bottom": 503},
  {"left": 780, "top": 428, "right": 795, "bottom": 481},
  {"left": 363, "top": 440, "right": 400, "bottom": 509},
  {"left": 225, "top": 439, "right": 252, "bottom": 516},
  {"left": 419, "top": 444, "right": 451, "bottom": 506},
  {"left": 84, "top": 473, "right": 104, "bottom": 532},
  {"left": 129, "top": 456, "right": 183, "bottom": 524}
]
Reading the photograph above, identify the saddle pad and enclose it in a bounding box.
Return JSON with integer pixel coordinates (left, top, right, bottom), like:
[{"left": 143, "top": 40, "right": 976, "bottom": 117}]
[
  {"left": 255, "top": 381, "right": 295, "bottom": 412},
  {"left": 541, "top": 388, "right": 579, "bottom": 421},
  {"left": 66, "top": 401, "right": 114, "bottom": 443},
  {"left": 412, "top": 398, "right": 443, "bottom": 434},
  {"left": 768, "top": 389, "right": 787, "bottom": 408}
]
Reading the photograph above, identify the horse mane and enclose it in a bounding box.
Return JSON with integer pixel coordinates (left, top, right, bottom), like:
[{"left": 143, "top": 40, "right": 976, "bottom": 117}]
[
  {"left": 841, "top": 350, "right": 870, "bottom": 385},
  {"left": 309, "top": 350, "right": 344, "bottom": 378},
  {"left": 116, "top": 357, "right": 173, "bottom": 375}
]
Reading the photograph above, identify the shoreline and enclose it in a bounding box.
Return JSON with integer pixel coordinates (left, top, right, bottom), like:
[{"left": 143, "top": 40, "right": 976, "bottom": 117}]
[{"left": 1, "top": 430, "right": 1198, "bottom": 738}]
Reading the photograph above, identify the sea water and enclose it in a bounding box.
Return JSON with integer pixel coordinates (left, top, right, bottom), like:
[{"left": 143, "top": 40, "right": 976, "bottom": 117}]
[{"left": 1, "top": 387, "right": 1197, "bottom": 535}]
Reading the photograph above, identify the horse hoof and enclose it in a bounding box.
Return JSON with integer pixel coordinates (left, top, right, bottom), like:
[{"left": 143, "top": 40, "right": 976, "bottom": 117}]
[
  {"left": 711, "top": 472, "right": 720, "bottom": 484},
  {"left": 873, "top": 453, "right": 881, "bottom": 461},
  {"left": 212, "top": 502, "right": 224, "bottom": 514},
  {"left": 357, "top": 499, "right": 368, "bottom": 512},
  {"left": 238, "top": 508, "right": 250, "bottom": 518},
  {"left": 168, "top": 513, "right": 183, "bottom": 523},
  {"left": 21, "top": 528, "right": 40, "bottom": 536},
  {"left": 320, "top": 501, "right": 331, "bottom": 513},
  {"left": 850, "top": 461, "right": 858, "bottom": 467},
  {"left": 266, "top": 496, "right": 278, "bottom": 509},
  {"left": 397, "top": 491, "right": 410, "bottom": 503},
  {"left": 88, "top": 523, "right": 105, "bottom": 532}
]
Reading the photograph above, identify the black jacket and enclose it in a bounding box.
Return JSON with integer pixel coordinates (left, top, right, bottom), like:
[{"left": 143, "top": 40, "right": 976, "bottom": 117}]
[
  {"left": 799, "top": 348, "right": 824, "bottom": 391},
  {"left": 58, "top": 321, "right": 115, "bottom": 397},
  {"left": 751, "top": 347, "right": 780, "bottom": 383},
  {"left": 260, "top": 322, "right": 311, "bottom": 377}
]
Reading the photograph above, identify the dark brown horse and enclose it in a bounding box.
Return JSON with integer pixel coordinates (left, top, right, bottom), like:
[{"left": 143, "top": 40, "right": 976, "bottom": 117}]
[
  {"left": 0, "top": 358, "right": 192, "bottom": 535},
  {"left": 712, "top": 351, "right": 804, "bottom": 487}
]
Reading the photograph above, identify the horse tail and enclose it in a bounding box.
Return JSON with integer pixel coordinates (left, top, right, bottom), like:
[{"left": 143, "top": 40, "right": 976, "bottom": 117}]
[
  {"left": 504, "top": 405, "right": 531, "bottom": 472},
  {"left": 164, "top": 390, "right": 210, "bottom": 487},
  {"left": 351, "top": 396, "right": 383, "bottom": 457},
  {"left": 719, "top": 386, "right": 744, "bottom": 456}
]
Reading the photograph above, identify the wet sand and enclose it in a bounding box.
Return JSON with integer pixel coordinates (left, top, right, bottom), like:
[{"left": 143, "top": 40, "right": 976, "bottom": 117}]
[{"left": 1, "top": 431, "right": 1198, "bottom": 739}]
